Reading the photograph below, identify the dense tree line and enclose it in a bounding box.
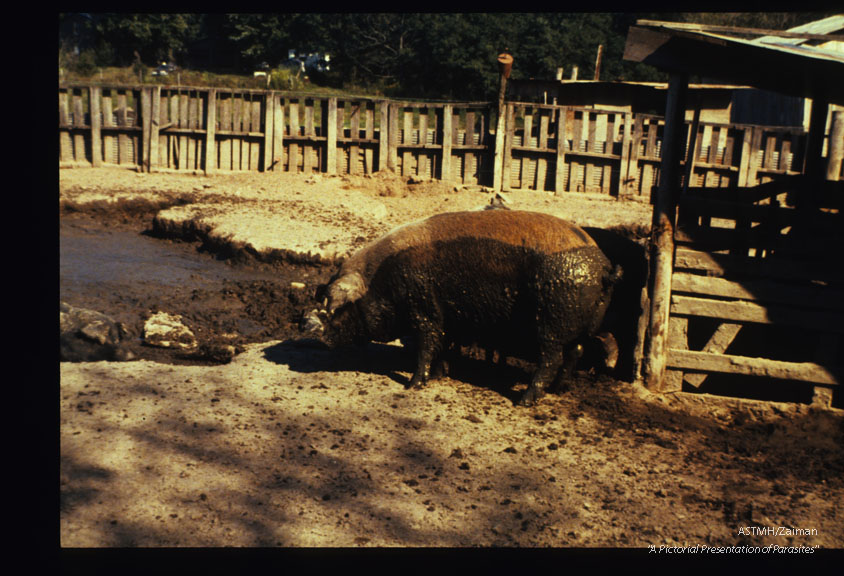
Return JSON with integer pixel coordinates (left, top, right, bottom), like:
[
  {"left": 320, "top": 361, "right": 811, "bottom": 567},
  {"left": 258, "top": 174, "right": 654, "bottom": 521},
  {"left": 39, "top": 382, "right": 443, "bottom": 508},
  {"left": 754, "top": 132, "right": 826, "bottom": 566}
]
[{"left": 59, "top": 13, "right": 833, "bottom": 100}]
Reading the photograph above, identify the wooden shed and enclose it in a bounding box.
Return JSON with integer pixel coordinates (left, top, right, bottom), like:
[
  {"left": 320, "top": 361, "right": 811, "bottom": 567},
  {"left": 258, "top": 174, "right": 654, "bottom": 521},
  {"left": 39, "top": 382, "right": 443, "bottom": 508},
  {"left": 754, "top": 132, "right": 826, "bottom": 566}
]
[{"left": 623, "top": 17, "right": 844, "bottom": 406}]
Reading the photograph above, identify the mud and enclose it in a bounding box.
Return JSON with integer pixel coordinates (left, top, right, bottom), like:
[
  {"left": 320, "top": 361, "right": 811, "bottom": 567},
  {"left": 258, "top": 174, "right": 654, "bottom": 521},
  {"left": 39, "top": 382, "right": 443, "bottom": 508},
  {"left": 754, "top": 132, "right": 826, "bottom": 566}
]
[
  {"left": 61, "top": 209, "right": 332, "bottom": 365},
  {"left": 59, "top": 168, "right": 844, "bottom": 550}
]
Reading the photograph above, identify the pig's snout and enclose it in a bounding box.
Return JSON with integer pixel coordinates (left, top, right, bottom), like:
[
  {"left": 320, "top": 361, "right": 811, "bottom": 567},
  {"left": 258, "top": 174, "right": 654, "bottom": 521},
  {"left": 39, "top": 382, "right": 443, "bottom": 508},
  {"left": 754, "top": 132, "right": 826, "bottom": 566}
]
[{"left": 300, "top": 309, "right": 327, "bottom": 337}]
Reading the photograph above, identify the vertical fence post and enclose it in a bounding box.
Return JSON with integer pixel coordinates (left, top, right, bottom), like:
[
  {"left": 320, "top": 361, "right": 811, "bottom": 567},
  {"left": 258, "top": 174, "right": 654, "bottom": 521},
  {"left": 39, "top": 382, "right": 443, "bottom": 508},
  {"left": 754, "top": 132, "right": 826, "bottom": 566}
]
[
  {"left": 645, "top": 73, "right": 688, "bottom": 391},
  {"left": 205, "top": 89, "right": 217, "bottom": 175},
  {"left": 441, "top": 104, "right": 453, "bottom": 183},
  {"left": 555, "top": 106, "right": 568, "bottom": 193},
  {"left": 89, "top": 86, "right": 102, "bottom": 167},
  {"left": 826, "top": 110, "right": 844, "bottom": 181},
  {"left": 618, "top": 111, "right": 632, "bottom": 197},
  {"left": 326, "top": 97, "right": 338, "bottom": 175},
  {"left": 493, "top": 53, "right": 513, "bottom": 192},
  {"left": 272, "top": 94, "right": 284, "bottom": 172},
  {"left": 149, "top": 86, "right": 160, "bottom": 172},
  {"left": 388, "top": 103, "right": 399, "bottom": 172},
  {"left": 262, "top": 91, "right": 273, "bottom": 172},
  {"left": 141, "top": 87, "right": 152, "bottom": 172}
]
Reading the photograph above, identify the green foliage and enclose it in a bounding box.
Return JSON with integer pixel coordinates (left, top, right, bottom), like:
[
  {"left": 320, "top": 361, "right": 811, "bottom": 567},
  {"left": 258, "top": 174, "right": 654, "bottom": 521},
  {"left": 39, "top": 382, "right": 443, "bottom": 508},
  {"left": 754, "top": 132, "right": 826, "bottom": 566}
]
[{"left": 59, "top": 12, "right": 835, "bottom": 99}]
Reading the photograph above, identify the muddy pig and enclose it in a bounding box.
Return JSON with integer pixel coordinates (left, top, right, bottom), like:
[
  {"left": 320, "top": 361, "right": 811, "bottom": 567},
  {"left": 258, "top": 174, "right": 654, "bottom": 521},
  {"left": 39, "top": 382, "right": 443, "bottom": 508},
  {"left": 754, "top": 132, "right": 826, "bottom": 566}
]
[{"left": 302, "top": 210, "right": 621, "bottom": 406}]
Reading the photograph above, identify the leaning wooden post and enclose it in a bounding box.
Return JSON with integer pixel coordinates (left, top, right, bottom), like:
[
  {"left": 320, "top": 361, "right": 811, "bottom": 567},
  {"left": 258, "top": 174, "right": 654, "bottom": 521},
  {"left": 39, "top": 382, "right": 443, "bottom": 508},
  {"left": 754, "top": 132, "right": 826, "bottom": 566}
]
[
  {"left": 644, "top": 73, "right": 688, "bottom": 391},
  {"left": 493, "top": 52, "right": 513, "bottom": 192}
]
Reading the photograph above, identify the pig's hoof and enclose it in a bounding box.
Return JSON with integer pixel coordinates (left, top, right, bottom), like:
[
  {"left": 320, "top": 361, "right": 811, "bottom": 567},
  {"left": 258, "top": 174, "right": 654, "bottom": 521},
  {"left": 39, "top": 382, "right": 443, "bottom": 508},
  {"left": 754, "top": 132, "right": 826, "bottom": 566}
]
[
  {"left": 408, "top": 376, "right": 427, "bottom": 390},
  {"left": 517, "top": 387, "right": 544, "bottom": 407}
]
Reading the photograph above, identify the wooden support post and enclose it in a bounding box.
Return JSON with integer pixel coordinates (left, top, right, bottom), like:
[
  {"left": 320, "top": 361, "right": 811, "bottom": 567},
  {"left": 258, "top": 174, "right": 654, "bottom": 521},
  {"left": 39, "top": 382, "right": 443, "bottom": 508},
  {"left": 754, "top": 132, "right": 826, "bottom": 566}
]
[
  {"left": 826, "top": 110, "right": 844, "bottom": 181},
  {"left": 493, "top": 53, "right": 513, "bottom": 192},
  {"left": 645, "top": 73, "right": 688, "bottom": 391},
  {"left": 326, "top": 97, "right": 338, "bottom": 175},
  {"left": 273, "top": 94, "right": 284, "bottom": 172},
  {"left": 555, "top": 106, "right": 569, "bottom": 193},
  {"left": 89, "top": 86, "right": 102, "bottom": 167},
  {"left": 262, "top": 91, "right": 273, "bottom": 172},
  {"left": 149, "top": 87, "right": 160, "bottom": 172},
  {"left": 388, "top": 103, "right": 399, "bottom": 172},
  {"left": 379, "top": 101, "right": 389, "bottom": 172},
  {"left": 141, "top": 87, "right": 152, "bottom": 172},
  {"left": 205, "top": 89, "right": 216, "bottom": 175},
  {"left": 441, "top": 104, "right": 453, "bottom": 183},
  {"left": 618, "top": 112, "right": 632, "bottom": 197},
  {"left": 502, "top": 103, "right": 516, "bottom": 191}
]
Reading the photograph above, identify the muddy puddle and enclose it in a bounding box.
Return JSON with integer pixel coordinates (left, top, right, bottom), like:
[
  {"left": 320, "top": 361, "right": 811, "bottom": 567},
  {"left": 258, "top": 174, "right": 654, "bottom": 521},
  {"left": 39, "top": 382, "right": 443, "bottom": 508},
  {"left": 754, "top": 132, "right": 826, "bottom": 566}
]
[{"left": 60, "top": 213, "right": 332, "bottom": 365}]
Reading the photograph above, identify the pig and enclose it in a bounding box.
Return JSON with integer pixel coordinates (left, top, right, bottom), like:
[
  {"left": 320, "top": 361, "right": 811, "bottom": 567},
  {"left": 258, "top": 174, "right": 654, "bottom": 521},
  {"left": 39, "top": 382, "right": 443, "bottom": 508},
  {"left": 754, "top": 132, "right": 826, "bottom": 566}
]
[{"left": 302, "top": 210, "right": 621, "bottom": 406}]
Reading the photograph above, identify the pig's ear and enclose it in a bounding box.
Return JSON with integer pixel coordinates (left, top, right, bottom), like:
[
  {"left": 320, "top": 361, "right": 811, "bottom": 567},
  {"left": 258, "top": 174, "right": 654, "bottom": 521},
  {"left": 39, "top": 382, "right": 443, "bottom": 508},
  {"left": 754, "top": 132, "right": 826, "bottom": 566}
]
[{"left": 327, "top": 272, "right": 366, "bottom": 313}]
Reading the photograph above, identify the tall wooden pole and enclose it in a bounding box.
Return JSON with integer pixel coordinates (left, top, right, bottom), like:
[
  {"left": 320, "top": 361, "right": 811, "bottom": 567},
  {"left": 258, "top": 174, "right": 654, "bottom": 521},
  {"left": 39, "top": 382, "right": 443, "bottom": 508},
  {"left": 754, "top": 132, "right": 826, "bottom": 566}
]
[
  {"left": 645, "top": 73, "right": 689, "bottom": 391},
  {"left": 493, "top": 53, "right": 513, "bottom": 192}
]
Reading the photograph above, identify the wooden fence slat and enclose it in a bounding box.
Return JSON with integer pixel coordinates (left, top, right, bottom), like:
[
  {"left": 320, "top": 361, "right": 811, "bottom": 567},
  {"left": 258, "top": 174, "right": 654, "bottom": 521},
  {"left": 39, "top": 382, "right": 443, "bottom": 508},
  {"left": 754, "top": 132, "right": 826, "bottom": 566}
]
[
  {"left": 668, "top": 349, "right": 840, "bottom": 386},
  {"left": 365, "top": 102, "right": 375, "bottom": 173},
  {"left": 672, "top": 272, "right": 844, "bottom": 310},
  {"left": 289, "top": 100, "right": 300, "bottom": 173},
  {"left": 205, "top": 89, "right": 216, "bottom": 174},
  {"left": 671, "top": 294, "right": 844, "bottom": 333},
  {"left": 262, "top": 91, "right": 272, "bottom": 172},
  {"left": 90, "top": 87, "right": 102, "bottom": 167},
  {"left": 326, "top": 98, "right": 337, "bottom": 175},
  {"left": 555, "top": 107, "right": 568, "bottom": 193},
  {"left": 441, "top": 105, "right": 453, "bottom": 182}
]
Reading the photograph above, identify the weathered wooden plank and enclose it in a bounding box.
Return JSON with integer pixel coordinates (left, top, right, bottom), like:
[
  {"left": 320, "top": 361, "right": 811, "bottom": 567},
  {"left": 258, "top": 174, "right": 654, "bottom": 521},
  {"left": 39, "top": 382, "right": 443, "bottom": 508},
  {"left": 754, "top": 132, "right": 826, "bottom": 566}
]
[
  {"left": 288, "top": 100, "right": 300, "bottom": 173},
  {"left": 627, "top": 115, "right": 643, "bottom": 195},
  {"left": 118, "top": 92, "right": 131, "bottom": 166},
  {"left": 220, "top": 96, "right": 232, "bottom": 170},
  {"left": 205, "top": 89, "right": 216, "bottom": 174},
  {"left": 672, "top": 272, "right": 844, "bottom": 310},
  {"left": 90, "top": 87, "right": 102, "bottom": 167},
  {"left": 618, "top": 112, "right": 633, "bottom": 196},
  {"left": 502, "top": 103, "right": 515, "bottom": 190},
  {"left": 441, "top": 105, "right": 453, "bottom": 182},
  {"left": 388, "top": 103, "right": 399, "bottom": 172},
  {"left": 149, "top": 87, "right": 161, "bottom": 172},
  {"left": 262, "top": 91, "right": 272, "bottom": 172},
  {"left": 417, "top": 109, "right": 428, "bottom": 177},
  {"left": 645, "top": 74, "right": 688, "bottom": 391},
  {"left": 250, "top": 97, "right": 261, "bottom": 171},
  {"left": 667, "top": 349, "right": 840, "bottom": 386},
  {"left": 674, "top": 247, "right": 844, "bottom": 283},
  {"left": 465, "top": 110, "right": 477, "bottom": 184},
  {"left": 141, "top": 88, "right": 152, "bottom": 171},
  {"left": 683, "top": 322, "right": 743, "bottom": 388},
  {"left": 554, "top": 106, "right": 568, "bottom": 193},
  {"left": 102, "top": 91, "right": 115, "bottom": 164},
  {"left": 402, "top": 108, "right": 413, "bottom": 176},
  {"left": 364, "top": 102, "right": 375, "bottom": 173},
  {"left": 536, "top": 110, "right": 550, "bottom": 191},
  {"left": 303, "top": 99, "right": 315, "bottom": 174},
  {"left": 72, "top": 90, "right": 87, "bottom": 163},
  {"left": 664, "top": 316, "right": 689, "bottom": 392},
  {"left": 671, "top": 294, "right": 844, "bottom": 333},
  {"left": 325, "top": 98, "right": 337, "bottom": 175},
  {"left": 379, "top": 101, "right": 390, "bottom": 172}
]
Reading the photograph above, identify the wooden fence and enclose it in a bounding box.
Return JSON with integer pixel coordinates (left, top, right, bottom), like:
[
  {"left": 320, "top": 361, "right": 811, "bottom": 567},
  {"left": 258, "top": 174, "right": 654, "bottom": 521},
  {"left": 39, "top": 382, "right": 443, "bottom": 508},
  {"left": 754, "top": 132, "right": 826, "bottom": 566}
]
[
  {"left": 664, "top": 176, "right": 843, "bottom": 404},
  {"left": 60, "top": 84, "right": 832, "bottom": 199}
]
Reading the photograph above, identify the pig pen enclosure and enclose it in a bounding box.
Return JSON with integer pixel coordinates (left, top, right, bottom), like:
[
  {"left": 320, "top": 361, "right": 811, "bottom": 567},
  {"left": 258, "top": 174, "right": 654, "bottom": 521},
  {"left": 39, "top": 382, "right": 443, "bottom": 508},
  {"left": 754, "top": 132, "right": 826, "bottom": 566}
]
[{"left": 59, "top": 19, "right": 844, "bottom": 550}]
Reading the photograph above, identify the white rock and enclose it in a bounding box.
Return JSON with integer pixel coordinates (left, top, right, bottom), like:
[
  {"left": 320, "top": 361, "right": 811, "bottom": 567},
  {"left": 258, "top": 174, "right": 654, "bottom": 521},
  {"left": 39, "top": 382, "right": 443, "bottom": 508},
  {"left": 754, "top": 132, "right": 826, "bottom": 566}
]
[{"left": 144, "top": 311, "right": 197, "bottom": 350}]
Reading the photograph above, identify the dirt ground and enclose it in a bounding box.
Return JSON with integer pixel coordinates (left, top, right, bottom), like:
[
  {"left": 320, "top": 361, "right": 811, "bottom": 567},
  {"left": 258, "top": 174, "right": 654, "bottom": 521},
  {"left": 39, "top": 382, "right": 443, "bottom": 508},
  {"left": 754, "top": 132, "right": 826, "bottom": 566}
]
[{"left": 59, "top": 167, "right": 843, "bottom": 550}]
